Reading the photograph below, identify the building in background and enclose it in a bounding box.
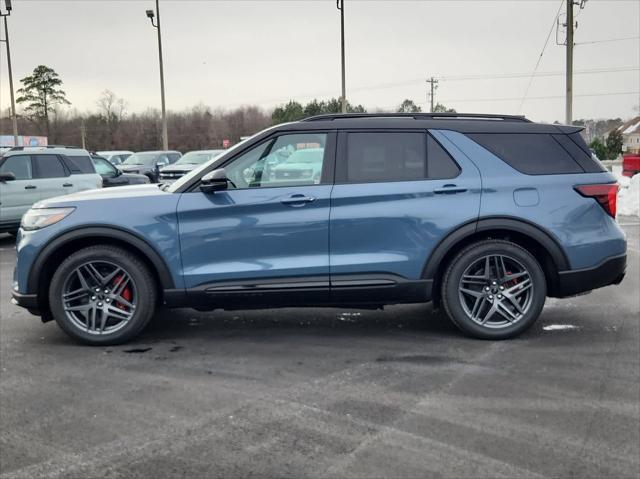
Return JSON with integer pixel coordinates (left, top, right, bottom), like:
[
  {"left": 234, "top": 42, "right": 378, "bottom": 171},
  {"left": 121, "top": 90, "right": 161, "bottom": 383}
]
[
  {"left": 617, "top": 116, "right": 640, "bottom": 154},
  {"left": 0, "top": 135, "right": 48, "bottom": 148}
]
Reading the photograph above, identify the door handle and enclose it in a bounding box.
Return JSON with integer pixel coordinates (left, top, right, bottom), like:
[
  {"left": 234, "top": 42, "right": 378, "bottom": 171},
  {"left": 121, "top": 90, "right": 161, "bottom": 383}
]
[
  {"left": 24, "top": 185, "right": 36, "bottom": 190},
  {"left": 434, "top": 184, "right": 467, "bottom": 195},
  {"left": 63, "top": 183, "right": 73, "bottom": 187},
  {"left": 280, "top": 194, "right": 316, "bottom": 206}
]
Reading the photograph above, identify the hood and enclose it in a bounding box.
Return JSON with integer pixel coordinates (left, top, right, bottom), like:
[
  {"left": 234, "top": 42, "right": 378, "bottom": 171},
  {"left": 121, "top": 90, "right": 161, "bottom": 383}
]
[
  {"left": 161, "top": 163, "right": 199, "bottom": 173},
  {"left": 34, "top": 184, "right": 167, "bottom": 208},
  {"left": 119, "top": 164, "right": 150, "bottom": 172}
]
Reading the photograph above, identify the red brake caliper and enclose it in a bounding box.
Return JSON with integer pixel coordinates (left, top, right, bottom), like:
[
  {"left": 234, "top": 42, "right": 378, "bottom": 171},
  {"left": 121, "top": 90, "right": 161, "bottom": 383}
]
[{"left": 112, "top": 275, "right": 132, "bottom": 310}]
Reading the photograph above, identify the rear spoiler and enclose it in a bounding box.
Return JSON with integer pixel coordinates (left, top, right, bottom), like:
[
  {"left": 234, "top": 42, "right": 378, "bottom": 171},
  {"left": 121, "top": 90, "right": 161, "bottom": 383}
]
[{"left": 553, "top": 125, "right": 584, "bottom": 134}]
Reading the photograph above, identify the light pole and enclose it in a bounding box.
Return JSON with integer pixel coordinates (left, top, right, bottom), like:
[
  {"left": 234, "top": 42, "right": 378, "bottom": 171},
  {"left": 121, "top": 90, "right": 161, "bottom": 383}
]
[
  {"left": 337, "top": 0, "right": 346, "bottom": 113},
  {"left": 0, "top": 0, "right": 18, "bottom": 146},
  {"left": 146, "top": 1, "right": 168, "bottom": 150}
]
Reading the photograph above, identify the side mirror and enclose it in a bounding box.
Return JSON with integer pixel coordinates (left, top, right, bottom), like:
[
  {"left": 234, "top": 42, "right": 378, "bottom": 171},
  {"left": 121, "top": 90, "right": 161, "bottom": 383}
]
[
  {"left": 200, "top": 168, "right": 229, "bottom": 193},
  {"left": 0, "top": 172, "right": 16, "bottom": 182}
]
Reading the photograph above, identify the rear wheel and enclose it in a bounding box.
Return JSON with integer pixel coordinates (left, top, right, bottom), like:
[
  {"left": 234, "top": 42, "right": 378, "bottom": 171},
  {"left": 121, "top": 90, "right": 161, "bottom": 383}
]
[
  {"left": 49, "top": 245, "right": 157, "bottom": 345},
  {"left": 441, "top": 240, "right": 546, "bottom": 339}
]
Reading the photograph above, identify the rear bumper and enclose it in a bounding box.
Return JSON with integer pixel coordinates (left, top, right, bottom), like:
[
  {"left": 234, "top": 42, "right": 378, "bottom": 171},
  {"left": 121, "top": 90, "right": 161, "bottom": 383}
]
[{"left": 556, "top": 254, "right": 626, "bottom": 297}]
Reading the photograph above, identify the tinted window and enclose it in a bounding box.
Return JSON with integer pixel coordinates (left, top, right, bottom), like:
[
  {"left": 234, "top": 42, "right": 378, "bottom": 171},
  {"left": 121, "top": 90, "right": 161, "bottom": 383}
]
[
  {"left": 32, "top": 154, "right": 67, "bottom": 178},
  {"left": 225, "top": 133, "right": 327, "bottom": 188},
  {"left": 0, "top": 155, "right": 32, "bottom": 180},
  {"left": 64, "top": 155, "right": 95, "bottom": 174},
  {"left": 167, "top": 153, "right": 181, "bottom": 163},
  {"left": 346, "top": 132, "right": 426, "bottom": 182},
  {"left": 93, "top": 157, "right": 117, "bottom": 176},
  {"left": 467, "top": 133, "right": 583, "bottom": 175},
  {"left": 427, "top": 135, "right": 460, "bottom": 179},
  {"left": 563, "top": 133, "right": 606, "bottom": 172}
]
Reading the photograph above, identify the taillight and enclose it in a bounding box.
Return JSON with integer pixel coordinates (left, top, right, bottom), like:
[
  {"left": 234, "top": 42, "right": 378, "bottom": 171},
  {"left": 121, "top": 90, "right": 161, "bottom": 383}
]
[{"left": 574, "top": 183, "right": 618, "bottom": 218}]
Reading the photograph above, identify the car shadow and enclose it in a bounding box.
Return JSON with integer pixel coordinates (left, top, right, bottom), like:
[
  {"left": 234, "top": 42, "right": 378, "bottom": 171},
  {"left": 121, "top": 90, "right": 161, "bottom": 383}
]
[{"left": 136, "top": 303, "right": 462, "bottom": 344}]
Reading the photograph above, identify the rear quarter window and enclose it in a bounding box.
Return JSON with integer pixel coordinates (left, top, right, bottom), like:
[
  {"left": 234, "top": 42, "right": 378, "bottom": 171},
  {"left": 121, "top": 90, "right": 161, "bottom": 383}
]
[{"left": 467, "top": 133, "right": 584, "bottom": 175}]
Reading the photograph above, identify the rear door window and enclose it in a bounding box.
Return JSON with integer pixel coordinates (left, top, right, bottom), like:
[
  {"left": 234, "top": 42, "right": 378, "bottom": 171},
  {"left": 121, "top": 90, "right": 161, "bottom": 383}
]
[
  {"left": 467, "top": 133, "right": 583, "bottom": 175},
  {"left": 0, "top": 155, "right": 32, "bottom": 180},
  {"left": 344, "top": 132, "right": 426, "bottom": 183},
  {"left": 338, "top": 131, "right": 460, "bottom": 183},
  {"left": 32, "top": 154, "right": 68, "bottom": 178}
]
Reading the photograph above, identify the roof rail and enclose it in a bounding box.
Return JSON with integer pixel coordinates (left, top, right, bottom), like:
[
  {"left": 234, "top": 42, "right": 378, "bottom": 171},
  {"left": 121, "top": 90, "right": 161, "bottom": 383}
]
[
  {"left": 301, "top": 112, "right": 531, "bottom": 123},
  {"left": 8, "top": 145, "right": 82, "bottom": 151}
]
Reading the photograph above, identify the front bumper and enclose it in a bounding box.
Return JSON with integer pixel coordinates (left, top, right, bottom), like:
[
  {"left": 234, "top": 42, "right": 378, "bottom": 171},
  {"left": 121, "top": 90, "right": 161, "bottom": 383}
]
[
  {"left": 11, "top": 291, "right": 40, "bottom": 314},
  {"left": 556, "top": 254, "right": 626, "bottom": 297}
]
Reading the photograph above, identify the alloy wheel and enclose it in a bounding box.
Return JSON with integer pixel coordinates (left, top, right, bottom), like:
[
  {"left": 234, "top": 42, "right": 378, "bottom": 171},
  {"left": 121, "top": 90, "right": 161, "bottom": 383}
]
[
  {"left": 458, "top": 254, "right": 533, "bottom": 329},
  {"left": 61, "top": 260, "right": 137, "bottom": 335}
]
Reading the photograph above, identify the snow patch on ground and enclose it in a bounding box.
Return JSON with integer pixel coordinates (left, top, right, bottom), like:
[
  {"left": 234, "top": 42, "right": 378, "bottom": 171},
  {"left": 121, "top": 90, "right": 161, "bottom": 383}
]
[
  {"left": 543, "top": 324, "right": 580, "bottom": 332},
  {"left": 613, "top": 169, "right": 640, "bottom": 217}
]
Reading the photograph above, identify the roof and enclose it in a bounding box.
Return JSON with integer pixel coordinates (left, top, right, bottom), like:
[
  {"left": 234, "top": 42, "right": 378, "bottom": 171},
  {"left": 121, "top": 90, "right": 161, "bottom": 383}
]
[
  {"left": 269, "top": 113, "right": 582, "bottom": 135},
  {"left": 3, "top": 146, "right": 91, "bottom": 157},
  {"left": 97, "top": 150, "right": 134, "bottom": 155},
  {"left": 617, "top": 116, "right": 640, "bottom": 136},
  {"left": 134, "top": 150, "right": 181, "bottom": 154}
]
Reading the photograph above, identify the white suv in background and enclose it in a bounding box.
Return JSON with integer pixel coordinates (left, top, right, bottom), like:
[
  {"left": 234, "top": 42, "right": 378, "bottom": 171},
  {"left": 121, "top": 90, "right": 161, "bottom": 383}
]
[
  {"left": 96, "top": 150, "right": 134, "bottom": 165},
  {"left": 0, "top": 147, "right": 103, "bottom": 235}
]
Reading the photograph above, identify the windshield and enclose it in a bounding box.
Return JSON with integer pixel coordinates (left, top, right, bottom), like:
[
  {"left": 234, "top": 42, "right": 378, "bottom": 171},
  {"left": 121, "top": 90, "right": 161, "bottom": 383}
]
[
  {"left": 175, "top": 151, "right": 222, "bottom": 165},
  {"left": 122, "top": 153, "right": 159, "bottom": 166}
]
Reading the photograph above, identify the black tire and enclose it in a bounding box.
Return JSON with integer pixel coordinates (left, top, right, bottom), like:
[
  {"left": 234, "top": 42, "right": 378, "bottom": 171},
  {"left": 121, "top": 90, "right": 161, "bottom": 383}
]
[
  {"left": 49, "top": 245, "right": 157, "bottom": 345},
  {"left": 146, "top": 173, "right": 156, "bottom": 183},
  {"left": 441, "top": 240, "right": 546, "bottom": 339}
]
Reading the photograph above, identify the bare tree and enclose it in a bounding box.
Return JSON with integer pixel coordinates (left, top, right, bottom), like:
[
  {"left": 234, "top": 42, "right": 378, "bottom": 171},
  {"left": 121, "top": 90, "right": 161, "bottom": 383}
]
[{"left": 96, "top": 90, "right": 128, "bottom": 148}]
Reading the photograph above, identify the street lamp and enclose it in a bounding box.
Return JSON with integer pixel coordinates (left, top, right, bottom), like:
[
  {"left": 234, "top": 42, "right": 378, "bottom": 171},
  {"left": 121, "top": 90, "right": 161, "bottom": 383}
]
[
  {"left": 0, "top": 0, "right": 18, "bottom": 146},
  {"left": 145, "top": 1, "right": 168, "bottom": 150},
  {"left": 336, "top": 0, "right": 346, "bottom": 113}
]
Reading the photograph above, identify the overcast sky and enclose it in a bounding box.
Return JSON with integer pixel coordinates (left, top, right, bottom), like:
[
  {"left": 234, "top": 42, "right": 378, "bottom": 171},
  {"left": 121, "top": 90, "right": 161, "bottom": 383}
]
[{"left": 0, "top": 0, "right": 638, "bottom": 123}]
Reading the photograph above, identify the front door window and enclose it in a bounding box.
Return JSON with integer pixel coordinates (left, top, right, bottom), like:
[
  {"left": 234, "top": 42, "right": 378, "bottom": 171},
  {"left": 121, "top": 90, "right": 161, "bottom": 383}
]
[{"left": 225, "top": 133, "right": 328, "bottom": 189}]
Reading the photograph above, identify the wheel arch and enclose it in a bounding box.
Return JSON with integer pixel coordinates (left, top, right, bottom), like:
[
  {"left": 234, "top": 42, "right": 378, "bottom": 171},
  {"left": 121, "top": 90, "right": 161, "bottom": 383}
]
[
  {"left": 29, "top": 226, "right": 175, "bottom": 319},
  {"left": 423, "top": 217, "right": 570, "bottom": 302}
]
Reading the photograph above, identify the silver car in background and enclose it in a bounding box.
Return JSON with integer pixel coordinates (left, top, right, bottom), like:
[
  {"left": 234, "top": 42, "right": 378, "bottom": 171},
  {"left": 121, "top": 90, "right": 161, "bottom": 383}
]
[
  {"left": 96, "top": 150, "right": 134, "bottom": 165},
  {"left": 158, "top": 149, "right": 224, "bottom": 184},
  {"left": 0, "top": 146, "right": 102, "bottom": 234}
]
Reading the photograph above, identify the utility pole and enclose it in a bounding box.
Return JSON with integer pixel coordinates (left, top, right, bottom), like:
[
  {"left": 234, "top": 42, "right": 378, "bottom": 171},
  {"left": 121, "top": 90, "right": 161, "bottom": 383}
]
[
  {"left": 426, "top": 77, "right": 438, "bottom": 113},
  {"left": 80, "top": 120, "right": 86, "bottom": 149},
  {"left": 0, "top": 0, "right": 18, "bottom": 146},
  {"left": 337, "top": 0, "right": 346, "bottom": 113},
  {"left": 565, "top": 0, "right": 574, "bottom": 125},
  {"left": 146, "top": 0, "right": 168, "bottom": 150}
]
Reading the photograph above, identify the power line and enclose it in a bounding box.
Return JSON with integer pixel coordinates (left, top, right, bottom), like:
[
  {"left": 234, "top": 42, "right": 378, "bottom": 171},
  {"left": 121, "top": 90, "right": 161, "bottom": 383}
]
[
  {"left": 576, "top": 36, "right": 640, "bottom": 46},
  {"left": 437, "top": 66, "right": 638, "bottom": 82},
  {"left": 518, "top": 0, "right": 566, "bottom": 113},
  {"left": 440, "top": 91, "right": 639, "bottom": 104},
  {"left": 211, "top": 66, "right": 638, "bottom": 110}
]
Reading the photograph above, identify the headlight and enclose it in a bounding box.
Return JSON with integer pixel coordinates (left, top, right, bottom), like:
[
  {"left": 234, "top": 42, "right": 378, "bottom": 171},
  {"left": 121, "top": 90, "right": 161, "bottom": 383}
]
[{"left": 21, "top": 207, "right": 75, "bottom": 231}]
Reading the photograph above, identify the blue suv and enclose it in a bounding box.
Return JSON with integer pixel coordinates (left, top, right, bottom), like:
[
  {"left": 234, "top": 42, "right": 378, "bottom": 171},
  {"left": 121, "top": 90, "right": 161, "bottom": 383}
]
[{"left": 10, "top": 113, "right": 627, "bottom": 345}]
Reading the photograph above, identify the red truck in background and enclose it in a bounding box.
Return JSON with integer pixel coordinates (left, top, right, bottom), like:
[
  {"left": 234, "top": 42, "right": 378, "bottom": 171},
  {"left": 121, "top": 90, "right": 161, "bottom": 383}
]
[{"left": 622, "top": 153, "right": 640, "bottom": 177}]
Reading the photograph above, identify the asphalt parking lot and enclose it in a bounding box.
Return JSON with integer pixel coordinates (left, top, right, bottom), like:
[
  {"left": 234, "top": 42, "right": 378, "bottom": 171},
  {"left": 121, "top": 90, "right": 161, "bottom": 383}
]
[{"left": 0, "top": 221, "right": 638, "bottom": 479}]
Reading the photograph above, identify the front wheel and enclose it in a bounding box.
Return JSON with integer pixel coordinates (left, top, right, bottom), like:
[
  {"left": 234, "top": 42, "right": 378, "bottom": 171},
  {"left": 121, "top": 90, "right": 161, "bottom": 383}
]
[
  {"left": 49, "top": 245, "right": 157, "bottom": 345},
  {"left": 441, "top": 240, "right": 546, "bottom": 339}
]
